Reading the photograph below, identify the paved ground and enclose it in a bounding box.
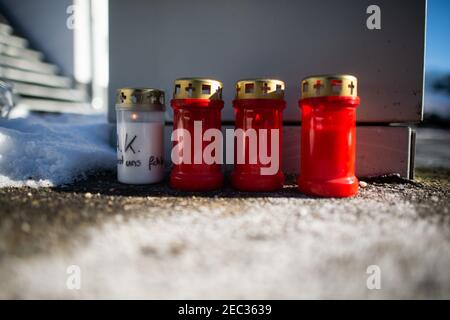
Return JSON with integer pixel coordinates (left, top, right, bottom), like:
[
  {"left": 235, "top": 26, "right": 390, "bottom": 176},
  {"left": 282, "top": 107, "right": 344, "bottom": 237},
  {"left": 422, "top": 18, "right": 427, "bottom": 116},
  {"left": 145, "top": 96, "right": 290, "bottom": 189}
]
[{"left": 0, "top": 128, "right": 449, "bottom": 299}]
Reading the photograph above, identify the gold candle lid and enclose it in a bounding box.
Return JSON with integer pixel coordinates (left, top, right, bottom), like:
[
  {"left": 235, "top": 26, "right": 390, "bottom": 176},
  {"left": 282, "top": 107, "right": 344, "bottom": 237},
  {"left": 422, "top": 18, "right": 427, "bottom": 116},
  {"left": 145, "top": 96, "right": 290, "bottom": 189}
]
[
  {"left": 172, "top": 78, "right": 223, "bottom": 100},
  {"left": 116, "top": 88, "right": 165, "bottom": 111},
  {"left": 235, "top": 79, "right": 285, "bottom": 100},
  {"left": 301, "top": 74, "right": 358, "bottom": 99}
]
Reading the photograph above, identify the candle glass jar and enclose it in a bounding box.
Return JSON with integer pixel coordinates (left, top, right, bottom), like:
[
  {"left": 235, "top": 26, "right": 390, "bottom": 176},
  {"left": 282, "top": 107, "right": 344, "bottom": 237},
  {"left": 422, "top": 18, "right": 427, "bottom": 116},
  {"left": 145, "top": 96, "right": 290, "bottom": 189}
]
[
  {"left": 231, "top": 79, "right": 285, "bottom": 191},
  {"left": 298, "top": 75, "right": 360, "bottom": 197},
  {"left": 170, "top": 78, "right": 224, "bottom": 191},
  {"left": 116, "top": 88, "right": 166, "bottom": 184}
]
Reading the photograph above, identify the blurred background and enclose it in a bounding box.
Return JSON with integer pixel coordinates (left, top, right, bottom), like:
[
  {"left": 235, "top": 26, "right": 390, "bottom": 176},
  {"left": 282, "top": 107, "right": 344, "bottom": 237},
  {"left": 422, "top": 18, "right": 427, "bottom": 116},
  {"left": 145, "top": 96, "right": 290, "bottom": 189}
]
[{"left": 424, "top": 0, "right": 450, "bottom": 126}]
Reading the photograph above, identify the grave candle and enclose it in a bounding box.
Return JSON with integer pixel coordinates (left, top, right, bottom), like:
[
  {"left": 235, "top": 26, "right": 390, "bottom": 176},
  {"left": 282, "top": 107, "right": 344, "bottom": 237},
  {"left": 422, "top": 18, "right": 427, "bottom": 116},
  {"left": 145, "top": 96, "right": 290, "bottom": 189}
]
[
  {"left": 116, "top": 88, "right": 165, "bottom": 184},
  {"left": 298, "top": 75, "right": 360, "bottom": 197},
  {"left": 170, "top": 78, "right": 224, "bottom": 191},
  {"left": 231, "top": 79, "right": 285, "bottom": 191}
]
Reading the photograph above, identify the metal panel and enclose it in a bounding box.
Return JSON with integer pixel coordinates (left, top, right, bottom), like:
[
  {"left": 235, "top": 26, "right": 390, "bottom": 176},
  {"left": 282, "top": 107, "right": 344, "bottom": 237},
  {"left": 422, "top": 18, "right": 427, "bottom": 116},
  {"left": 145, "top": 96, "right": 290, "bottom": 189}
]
[{"left": 283, "top": 126, "right": 412, "bottom": 177}]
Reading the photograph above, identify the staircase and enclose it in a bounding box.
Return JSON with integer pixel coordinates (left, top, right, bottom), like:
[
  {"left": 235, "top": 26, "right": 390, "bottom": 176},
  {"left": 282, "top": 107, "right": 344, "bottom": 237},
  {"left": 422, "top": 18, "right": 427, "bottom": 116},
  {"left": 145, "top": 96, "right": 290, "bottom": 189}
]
[{"left": 0, "top": 14, "right": 91, "bottom": 114}]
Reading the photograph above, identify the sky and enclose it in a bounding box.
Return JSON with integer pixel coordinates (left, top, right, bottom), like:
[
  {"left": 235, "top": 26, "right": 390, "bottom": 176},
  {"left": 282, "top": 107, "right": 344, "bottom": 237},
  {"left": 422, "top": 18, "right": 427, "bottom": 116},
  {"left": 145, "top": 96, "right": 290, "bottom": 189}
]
[{"left": 426, "top": 0, "right": 450, "bottom": 72}]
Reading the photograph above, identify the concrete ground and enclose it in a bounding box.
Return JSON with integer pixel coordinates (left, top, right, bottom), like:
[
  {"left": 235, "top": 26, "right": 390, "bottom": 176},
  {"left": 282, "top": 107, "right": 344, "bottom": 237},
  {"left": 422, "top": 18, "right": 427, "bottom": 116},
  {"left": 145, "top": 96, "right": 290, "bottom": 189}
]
[{"left": 0, "top": 128, "right": 449, "bottom": 299}]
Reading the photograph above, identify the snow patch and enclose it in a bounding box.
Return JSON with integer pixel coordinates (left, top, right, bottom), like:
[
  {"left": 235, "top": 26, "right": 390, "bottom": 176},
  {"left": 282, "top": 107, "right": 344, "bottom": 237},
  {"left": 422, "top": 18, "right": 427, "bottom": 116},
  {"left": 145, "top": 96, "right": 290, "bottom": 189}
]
[{"left": 0, "top": 114, "right": 115, "bottom": 187}]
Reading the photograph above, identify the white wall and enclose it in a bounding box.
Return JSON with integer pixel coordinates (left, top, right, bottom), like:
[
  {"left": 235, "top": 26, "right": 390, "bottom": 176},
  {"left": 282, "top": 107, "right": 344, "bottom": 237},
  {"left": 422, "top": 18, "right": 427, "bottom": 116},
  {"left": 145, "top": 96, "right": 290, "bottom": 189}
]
[{"left": 108, "top": 0, "right": 425, "bottom": 123}]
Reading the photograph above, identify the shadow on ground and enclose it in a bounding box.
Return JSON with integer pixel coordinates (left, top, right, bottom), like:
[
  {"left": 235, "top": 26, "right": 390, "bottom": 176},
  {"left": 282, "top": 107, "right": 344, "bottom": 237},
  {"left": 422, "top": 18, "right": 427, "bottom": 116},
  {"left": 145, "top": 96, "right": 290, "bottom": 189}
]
[{"left": 53, "top": 170, "right": 422, "bottom": 199}]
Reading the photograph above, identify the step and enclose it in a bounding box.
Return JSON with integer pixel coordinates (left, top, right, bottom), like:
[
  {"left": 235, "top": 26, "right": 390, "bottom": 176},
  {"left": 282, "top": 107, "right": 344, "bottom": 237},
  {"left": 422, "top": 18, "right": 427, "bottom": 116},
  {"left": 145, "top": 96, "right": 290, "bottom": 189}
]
[
  {"left": 0, "top": 33, "right": 28, "bottom": 48},
  {"left": 0, "top": 66, "right": 72, "bottom": 88},
  {"left": 0, "top": 44, "right": 43, "bottom": 60},
  {"left": 0, "top": 55, "right": 57, "bottom": 74},
  {"left": 0, "top": 23, "right": 12, "bottom": 35},
  {"left": 0, "top": 14, "right": 8, "bottom": 24},
  {"left": 13, "top": 82, "right": 87, "bottom": 102},
  {"left": 16, "top": 98, "right": 94, "bottom": 114}
]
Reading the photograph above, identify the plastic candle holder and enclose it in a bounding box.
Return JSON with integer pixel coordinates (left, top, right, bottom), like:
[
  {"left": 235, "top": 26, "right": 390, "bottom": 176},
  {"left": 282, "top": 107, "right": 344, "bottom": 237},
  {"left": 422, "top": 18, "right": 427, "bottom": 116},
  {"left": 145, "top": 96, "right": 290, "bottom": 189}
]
[
  {"left": 231, "top": 79, "right": 285, "bottom": 192},
  {"left": 170, "top": 78, "right": 224, "bottom": 191},
  {"left": 115, "top": 88, "right": 166, "bottom": 184},
  {"left": 298, "top": 75, "right": 360, "bottom": 198}
]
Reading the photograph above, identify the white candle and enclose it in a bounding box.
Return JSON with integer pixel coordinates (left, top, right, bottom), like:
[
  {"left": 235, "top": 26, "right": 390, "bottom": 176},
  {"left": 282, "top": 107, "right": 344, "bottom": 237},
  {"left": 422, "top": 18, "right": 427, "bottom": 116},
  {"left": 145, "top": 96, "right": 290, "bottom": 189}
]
[
  {"left": 115, "top": 88, "right": 166, "bottom": 184},
  {"left": 117, "top": 120, "right": 164, "bottom": 184}
]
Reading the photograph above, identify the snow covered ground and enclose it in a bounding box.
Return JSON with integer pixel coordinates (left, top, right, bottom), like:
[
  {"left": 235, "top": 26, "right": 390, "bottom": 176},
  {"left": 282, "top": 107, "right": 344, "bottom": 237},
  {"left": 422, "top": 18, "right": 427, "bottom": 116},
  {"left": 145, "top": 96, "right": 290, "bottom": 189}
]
[{"left": 0, "top": 169, "right": 448, "bottom": 299}]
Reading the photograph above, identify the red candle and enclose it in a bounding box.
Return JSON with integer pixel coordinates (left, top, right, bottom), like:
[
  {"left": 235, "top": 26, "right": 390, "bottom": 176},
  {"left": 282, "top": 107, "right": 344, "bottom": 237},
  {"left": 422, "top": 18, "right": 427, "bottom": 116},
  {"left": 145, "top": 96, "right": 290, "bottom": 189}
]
[
  {"left": 170, "top": 78, "right": 224, "bottom": 191},
  {"left": 231, "top": 79, "right": 285, "bottom": 191},
  {"left": 298, "top": 75, "right": 360, "bottom": 197}
]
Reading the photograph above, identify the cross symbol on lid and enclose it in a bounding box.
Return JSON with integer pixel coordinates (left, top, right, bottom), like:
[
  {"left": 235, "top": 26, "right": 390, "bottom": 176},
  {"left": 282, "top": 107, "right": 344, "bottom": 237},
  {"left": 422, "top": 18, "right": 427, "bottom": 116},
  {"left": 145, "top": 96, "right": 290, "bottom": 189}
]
[
  {"left": 261, "top": 83, "right": 271, "bottom": 95},
  {"left": 313, "top": 80, "right": 323, "bottom": 95},
  {"left": 348, "top": 81, "right": 355, "bottom": 95},
  {"left": 185, "top": 83, "right": 195, "bottom": 97},
  {"left": 120, "top": 92, "right": 127, "bottom": 103}
]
